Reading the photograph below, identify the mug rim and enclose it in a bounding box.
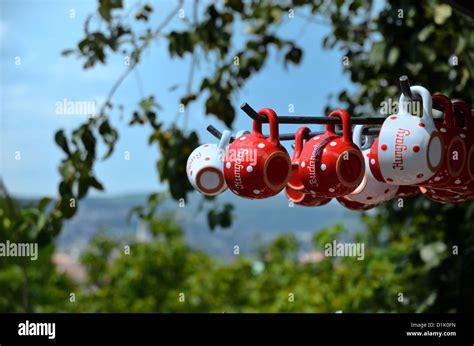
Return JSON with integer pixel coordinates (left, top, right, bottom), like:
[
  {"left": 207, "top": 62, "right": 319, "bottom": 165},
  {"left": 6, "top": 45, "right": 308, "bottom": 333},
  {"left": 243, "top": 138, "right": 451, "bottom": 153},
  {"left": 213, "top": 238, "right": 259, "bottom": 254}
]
[
  {"left": 445, "top": 135, "right": 467, "bottom": 177},
  {"left": 350, "top": 172, "right": 368, "bottom": 196},
  {"left": 287, "top": 164, "right": 306, "bottom": 191},
  {"left": 263, "top": 151, "right": 292, "bottom": 192},
  {"left": 468, "top": 145, "right": 474, "bottom": 179},
  {"left": 285, "top": 186, "right": 306, "bottom": 203},
  {"left": 335, "top": 148, "right": 365, "bottom": 188},
  {"left": 195, "top": 166, "right": 226, "bottom": 195},
  {"left": 426, "top": 131, "right": 444, "bottom": 173}
]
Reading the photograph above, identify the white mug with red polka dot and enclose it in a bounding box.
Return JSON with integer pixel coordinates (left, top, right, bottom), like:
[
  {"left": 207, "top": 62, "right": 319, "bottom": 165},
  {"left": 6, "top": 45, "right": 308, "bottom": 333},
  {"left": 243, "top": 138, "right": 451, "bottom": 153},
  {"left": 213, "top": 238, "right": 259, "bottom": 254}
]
[
  {"left": 186, "top": 130, "right": 232, "bottom": 196},
  {"left": 343, "top": 125, "right": 398, "bottom": 205},
  {"left": 368, "top": 86, "right": 444, "bottom": 185}
]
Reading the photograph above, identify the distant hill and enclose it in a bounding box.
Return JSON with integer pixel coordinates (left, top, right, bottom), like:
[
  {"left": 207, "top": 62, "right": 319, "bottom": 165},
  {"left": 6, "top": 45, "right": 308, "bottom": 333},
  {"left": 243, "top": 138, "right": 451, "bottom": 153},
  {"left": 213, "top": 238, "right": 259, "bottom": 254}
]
[{"left": 54, "top": 191, "right": 363, "bottom": 261}]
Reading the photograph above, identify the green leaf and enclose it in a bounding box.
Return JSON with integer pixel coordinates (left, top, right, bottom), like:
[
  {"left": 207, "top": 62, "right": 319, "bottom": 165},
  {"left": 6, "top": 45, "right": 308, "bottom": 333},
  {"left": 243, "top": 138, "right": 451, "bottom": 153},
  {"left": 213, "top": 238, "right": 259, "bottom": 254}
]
[
  {"left": 143, "top": 3, "right": 153, "bottom": 13},
  {"left": 38, "top": 197, "right": 52, "bottom": 212},
  {"left": 418, "top": 25, "right": 435, "bottom": 42},
  {"left": 58, "top": 196, "right": 76, "bottom": 219},
  {"left": 225, "top": 0, "right": 244, "bottom": 12},
  {"left": 180, "top": 94, "right": 197, "bottom": 106},
  {"left": 434, "top": 4, "right": 452, "bottom": 25},
  {"left": 36, "top": 213, "right": 48, "bottom": 231},
  {"left": 61, "top": 49, "right": 75, "bottom": 56},
  {"left": 455, "top": 36, "right": 466, "bottom": 55},
  {"left": 59, "top": 181, "right": 72, "bottom": 196},
  {"left": 387, "top": 47, "right": 400, "bottom": 66},
  {"left": 368, "top": 42, "right": 385, "bottom": 67},
  {"left": 139, "top": 96, "right": 155, "bottom": 111},
  {"left": 284, "top": 46, "right": 303, "bottom": 66},
  {"left": 127, "top": 206, "right": 144, "bottom": 222},
  {"left": 148, "top": 193, "right": 159, "bottom": 208},
  {"left": 54, "top": 130, "right": 70, "bottom": 155},
  {"left": 98, "top": 0, "right": 123, "bottom": 22},
  {"left": 207, "top": 203, "right": 233, "bottom": 230},
  {"left": 78, "top": 177, "right": 90, "bottom": 198},
  {"left": 88, "top": 176, "right": 104, "bottom": 191}
]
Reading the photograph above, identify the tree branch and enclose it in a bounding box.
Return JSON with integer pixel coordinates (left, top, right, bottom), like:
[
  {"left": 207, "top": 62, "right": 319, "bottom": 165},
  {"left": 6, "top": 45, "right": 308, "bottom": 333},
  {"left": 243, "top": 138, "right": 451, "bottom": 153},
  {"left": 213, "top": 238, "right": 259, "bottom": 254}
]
[{"left": 98, "top": 0, "right": 185, "bottom": 118}]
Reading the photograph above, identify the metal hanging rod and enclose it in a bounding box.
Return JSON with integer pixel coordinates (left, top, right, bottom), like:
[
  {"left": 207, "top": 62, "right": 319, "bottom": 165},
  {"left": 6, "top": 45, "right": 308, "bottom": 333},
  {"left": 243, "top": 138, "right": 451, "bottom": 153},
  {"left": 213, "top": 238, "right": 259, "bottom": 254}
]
[
  {"left": 241, "top": 100, "right": 448, "bottom": 124},
  {"left": 207, "top": 125, "right": 380, "bottom": 142},
  {"left": 240, "top": 103, "right": 387, "bottom": 125}
]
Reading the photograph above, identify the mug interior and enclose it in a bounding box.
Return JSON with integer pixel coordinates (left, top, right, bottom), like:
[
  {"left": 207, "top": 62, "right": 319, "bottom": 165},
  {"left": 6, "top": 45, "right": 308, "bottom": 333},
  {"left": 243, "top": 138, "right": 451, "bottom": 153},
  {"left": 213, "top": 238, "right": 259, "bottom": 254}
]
[
  {"left": 285, "top": 186, "right": 305, "bottom": 203},
  {"left": 264, "top": 152, "right": 291, "bottom": 190},
  {"left": 447, "top": 137, "right": 466, "bottom": 176},
  {"left": 336, "top": 149, "right": 364, "bottom": 187},
  {"left": 196, "top": 166, "right": 225, "bottom": 195},
  {"left": 427, "top": 133, "right": 443, "bottom": 172},
  {"left": 287, "top": 164, "right": 305, "bottom": 190}
]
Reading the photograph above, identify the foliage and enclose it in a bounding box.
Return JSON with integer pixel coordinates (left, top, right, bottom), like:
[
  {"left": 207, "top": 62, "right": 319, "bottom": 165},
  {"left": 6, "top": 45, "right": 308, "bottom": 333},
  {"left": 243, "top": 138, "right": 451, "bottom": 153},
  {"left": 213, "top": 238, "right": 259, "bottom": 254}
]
[
  {"left": 0, "top": 196, "right": 75, "bottom": 312},
  {"left": 69, "top": 204, "right": 437, "bottom": 313}
]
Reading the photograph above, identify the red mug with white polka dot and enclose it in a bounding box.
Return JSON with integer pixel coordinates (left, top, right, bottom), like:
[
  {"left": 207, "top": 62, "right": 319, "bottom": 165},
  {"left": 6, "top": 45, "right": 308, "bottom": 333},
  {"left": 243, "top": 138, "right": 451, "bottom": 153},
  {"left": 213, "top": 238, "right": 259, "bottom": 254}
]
[
  {"left": 285, "top": 186, "right": 331, "bottom": 206},
  {"left": 298, "top": 110, "right": 365, "bottom": 198},
  {"left": 449, "top": 101, "right": 474, "bottom": 192},
  {"left": 336, "top": 195, "right": 379, "bottom": 211},
  {"left": 419, "top": 95, "right": 467, "bottom": 189},
  {"left": 368, "top": 86, "right": 444, "bottom": 185},
  {"left": 186, "top": 130, "right": 232, "bottom": 196},
  {"left": 224, "top": 108, "right": 292, "bottom": 199},
  {"left": 286, "top": 127, "right": 332, "bottom": 206},
  {"left": 420, "top": 186, "right": 467, "bottom": 204},
  {"left": 288, "top": 127, "right": 311, "bottom": 192}
]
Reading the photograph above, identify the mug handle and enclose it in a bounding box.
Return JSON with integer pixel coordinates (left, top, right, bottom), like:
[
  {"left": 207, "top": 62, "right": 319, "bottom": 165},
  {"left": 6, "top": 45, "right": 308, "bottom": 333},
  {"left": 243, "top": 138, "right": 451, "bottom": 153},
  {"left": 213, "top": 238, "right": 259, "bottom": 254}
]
[
  {"left": 399, "top": 85, "right": 434, "bottom": 127},
  {"left": 327, "top": 110, "right": 353, "bottom": 143},
  {"left": 364, "top": 133, "right": 375, "bottom": 149},
  {"left": 293, "top": 127, "right": 311, "bottom": 160},
  {"left": 218, "top": 130, "right": 232, "bottom": 150},
  {"left": 253, "top": 108, "right": 281, "bottom": 146},
  {"left": 432, "top": 94, "right": 454, "bottom": 128},
  {"left": 453, "top": 101, "right": 473, "bottom": 132},
  {"left": 352, "top": 125, "right": 374, "bottom": 149}
]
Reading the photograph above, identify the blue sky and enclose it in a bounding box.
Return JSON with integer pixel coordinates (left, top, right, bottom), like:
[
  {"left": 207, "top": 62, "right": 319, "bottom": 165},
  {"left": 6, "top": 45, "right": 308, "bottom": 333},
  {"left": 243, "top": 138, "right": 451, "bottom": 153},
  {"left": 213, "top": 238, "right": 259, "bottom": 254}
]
[{"left": 1, "top": 0, "right": 355, "bottom": 198}]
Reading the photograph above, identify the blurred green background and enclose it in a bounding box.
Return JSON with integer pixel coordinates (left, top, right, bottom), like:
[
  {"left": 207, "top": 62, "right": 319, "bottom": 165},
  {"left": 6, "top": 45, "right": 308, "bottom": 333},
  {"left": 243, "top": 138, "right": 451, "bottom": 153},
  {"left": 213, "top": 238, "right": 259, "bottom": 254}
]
[{"left": 0, "top": 0, "right": 473, "bottom": 313}]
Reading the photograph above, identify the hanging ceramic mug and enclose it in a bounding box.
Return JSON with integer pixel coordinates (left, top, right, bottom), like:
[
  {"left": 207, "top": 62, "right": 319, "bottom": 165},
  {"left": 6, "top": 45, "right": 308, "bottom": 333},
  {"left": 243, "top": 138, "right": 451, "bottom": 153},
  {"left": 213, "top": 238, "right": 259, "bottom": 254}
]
[
  {"left": 342, "top": 125, "right": 398, "bottom": 206},
  {"left": 298, "top": 109, "right": 365, "bottom": 198},
  {"left": 369, "top": 86, "right": 444, "bottom": 185},
  {"left": 187, "top": 130, "right": 232, "bottom": 196},
  {"left": 224, "top": 108, "right": 292, "bottom": 199},
  {"left": 449, "top": 101, "right": 474, "bottom": 191},
  {"left": 285, "top": 187, "right": 331, "bottom": 207},
  {"left": 395, "top": 185, "right": 420, "bottom": 198},
  {"left": 420, "top": 94, "right": 466, "bottom": 189},
  {"left": 288, "top": 127, "right": 311, "bottom": 191},
  {"left": 419, "top": 186, "right": 467, "bottom": 204},
  {"left": 337, "top": 195, "right": 379, "bottom": 211},
  {"left": 286, "top": 127, "right": 332, "bottom": 206}
]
